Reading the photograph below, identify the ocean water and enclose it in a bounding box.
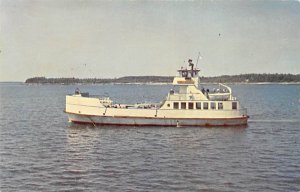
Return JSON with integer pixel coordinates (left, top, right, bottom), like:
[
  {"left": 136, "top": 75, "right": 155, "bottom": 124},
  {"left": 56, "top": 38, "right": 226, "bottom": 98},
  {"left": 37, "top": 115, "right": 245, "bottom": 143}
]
[{"left": 0, "top": 83, "right": 299, "bottom": 192}]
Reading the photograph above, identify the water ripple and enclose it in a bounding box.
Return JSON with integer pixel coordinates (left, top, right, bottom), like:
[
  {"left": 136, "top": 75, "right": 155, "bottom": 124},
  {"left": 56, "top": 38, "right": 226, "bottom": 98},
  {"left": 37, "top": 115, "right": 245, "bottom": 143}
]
[{"left": 1, "top": 84, "right": 300, "bottom": 191}]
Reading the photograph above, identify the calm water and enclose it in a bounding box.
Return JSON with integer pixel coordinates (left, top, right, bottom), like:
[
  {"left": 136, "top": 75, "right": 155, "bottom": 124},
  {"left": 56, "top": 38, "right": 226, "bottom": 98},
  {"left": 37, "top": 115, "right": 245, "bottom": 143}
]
[{"left": 0, "top": 83, "right": 299, "bottom": 192}]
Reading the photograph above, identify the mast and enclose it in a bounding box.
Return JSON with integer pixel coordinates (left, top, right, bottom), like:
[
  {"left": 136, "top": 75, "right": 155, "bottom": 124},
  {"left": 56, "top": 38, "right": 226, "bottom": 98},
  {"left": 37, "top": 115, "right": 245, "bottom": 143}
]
[{"left": 195, "top": 52, "right": 201, "bottom": 69}]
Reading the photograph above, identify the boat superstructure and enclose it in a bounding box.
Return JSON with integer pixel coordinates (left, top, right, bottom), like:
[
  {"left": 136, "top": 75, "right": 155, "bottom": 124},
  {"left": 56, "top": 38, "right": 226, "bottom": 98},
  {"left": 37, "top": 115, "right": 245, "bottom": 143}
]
[{"left": 65, "top": 59, "right": 248, "bottom": 127}]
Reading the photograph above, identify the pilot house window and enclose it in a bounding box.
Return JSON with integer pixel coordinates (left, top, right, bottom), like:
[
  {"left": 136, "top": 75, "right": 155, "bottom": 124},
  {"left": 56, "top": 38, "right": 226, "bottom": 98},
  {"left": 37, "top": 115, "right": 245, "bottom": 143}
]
[
  {"left": 203, "top": 102, "right": 208, "bottom": 110},
  {"left": 188, "top": 102, "right": 194, "bottom": 109},
  {"left": 211, "top": 102, "right": 216, "bottom": 110},
  {"left": 181, "top": 102, "right": 186, "bottom": 109},
  {"left": 218, "top": 102, "right": 223, "bottom": 110},
  {"left": 232, "top": 102, "right": 237, "bottom": 110},
  {"left": 196, "top": 102, "right": 201, "bottom": 109},
  {"left": 173, "top": 102, "right": 179, "bottom": 109}
]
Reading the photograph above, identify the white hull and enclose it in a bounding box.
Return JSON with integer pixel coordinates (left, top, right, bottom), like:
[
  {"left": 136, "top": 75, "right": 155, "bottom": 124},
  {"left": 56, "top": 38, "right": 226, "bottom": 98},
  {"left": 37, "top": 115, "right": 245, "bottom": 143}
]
[
  {"left": 65, "top": 63, "right": 249, "bottom": 128},
  {"left": 66, "top": 112, "right": 248, "bottom": 127}
]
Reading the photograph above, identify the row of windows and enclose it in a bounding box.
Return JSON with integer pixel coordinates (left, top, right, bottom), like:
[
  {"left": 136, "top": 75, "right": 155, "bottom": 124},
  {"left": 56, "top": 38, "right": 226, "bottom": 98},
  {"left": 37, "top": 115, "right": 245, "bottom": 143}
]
[{"left": 171, "top": 102, "right": 237, "bottom": 110}]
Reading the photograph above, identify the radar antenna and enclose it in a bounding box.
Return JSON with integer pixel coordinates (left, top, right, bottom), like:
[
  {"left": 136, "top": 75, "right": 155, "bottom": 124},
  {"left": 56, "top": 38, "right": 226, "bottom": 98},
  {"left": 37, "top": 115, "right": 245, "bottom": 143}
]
[{"left": 188, "top": 59, "right": 194, "bottom": 77}]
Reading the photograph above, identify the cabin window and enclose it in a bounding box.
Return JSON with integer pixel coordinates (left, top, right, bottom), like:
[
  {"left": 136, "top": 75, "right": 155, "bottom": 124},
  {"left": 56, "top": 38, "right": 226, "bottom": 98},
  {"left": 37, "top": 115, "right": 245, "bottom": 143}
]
[
  {"left": 232, "top": 102, "right": 237, "bottom": 110},
  {"left": 188, "top": 102, "right": 194, "bottom": 109},
  {"left": 218, "top": 102, "right": 223, "bottom": 110},
  {"left": 211, "top": 102, "right": 216, "bottom": 110},
  {"left": 167, "top": 104, "right": 170, "bottom": 107},
  {"left": 174, "top": 102, "right": 179, "bottom": 109},
  {"left": 196, "top": 102, "right": 201, "bottom": 109},
  {"left": 181, "top": 102, "right": 186, "bottom": 109},
  {"left": 203, "top": 102, "right": 208, "bottom": 110}
]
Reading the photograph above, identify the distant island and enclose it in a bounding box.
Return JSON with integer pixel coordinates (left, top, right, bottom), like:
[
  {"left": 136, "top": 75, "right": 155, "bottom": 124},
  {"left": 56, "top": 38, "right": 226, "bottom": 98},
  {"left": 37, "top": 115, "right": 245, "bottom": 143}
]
[{"left": 25, "top": 74, "right": 300, "bottom": 84}]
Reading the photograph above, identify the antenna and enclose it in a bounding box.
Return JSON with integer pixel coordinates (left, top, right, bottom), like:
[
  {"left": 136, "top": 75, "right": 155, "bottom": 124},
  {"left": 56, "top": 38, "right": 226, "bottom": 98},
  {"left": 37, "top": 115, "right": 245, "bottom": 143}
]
[{"left": 196, "top": 52, "right": 201, "bottom": 68}]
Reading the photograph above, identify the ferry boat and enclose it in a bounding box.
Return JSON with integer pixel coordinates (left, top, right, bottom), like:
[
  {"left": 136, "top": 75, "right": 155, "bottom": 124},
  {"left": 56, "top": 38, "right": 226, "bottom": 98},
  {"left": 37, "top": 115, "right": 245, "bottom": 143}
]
[{"left": 65, "top": 60, "right": 248, "bottom": 127}]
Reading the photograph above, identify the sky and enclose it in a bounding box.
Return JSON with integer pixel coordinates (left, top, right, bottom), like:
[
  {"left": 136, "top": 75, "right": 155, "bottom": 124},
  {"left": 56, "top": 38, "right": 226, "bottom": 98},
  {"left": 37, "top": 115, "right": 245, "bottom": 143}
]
[{"left": 0, "top": 0, "right": 300, "bottom": 81}]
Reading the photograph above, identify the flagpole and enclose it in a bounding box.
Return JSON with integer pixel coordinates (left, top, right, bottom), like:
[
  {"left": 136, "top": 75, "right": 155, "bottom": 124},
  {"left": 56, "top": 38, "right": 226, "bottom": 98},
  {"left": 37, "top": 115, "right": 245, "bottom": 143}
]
[{"left": 196, "top": 52, "right": 201, "bottom": 69}]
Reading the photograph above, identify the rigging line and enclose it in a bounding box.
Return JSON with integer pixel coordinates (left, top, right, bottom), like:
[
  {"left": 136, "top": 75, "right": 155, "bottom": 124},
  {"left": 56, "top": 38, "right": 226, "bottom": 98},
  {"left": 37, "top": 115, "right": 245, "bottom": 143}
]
[{"left": 86, "top": 116, "right": 96, "bottom": 127}]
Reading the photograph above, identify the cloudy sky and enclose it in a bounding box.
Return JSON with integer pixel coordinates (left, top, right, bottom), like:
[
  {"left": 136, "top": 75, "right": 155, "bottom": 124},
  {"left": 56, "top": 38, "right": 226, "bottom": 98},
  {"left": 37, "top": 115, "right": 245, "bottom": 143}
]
[{"left": 1, "top": 0, "right": 299, "bottom": 81}]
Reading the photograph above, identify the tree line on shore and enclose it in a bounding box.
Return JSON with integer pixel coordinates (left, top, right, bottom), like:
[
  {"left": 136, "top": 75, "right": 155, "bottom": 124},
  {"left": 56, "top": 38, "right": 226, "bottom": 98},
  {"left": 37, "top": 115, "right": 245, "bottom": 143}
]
[{"left": 25, "top": 73, "right": 300, "bottom": 84}]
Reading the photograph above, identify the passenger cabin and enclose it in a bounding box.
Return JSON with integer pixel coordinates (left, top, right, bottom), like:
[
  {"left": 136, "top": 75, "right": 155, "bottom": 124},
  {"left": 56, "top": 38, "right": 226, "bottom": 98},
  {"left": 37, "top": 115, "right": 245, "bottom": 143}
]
[{"left": 160, "top": 60, "right": 240, "bottom": 111}]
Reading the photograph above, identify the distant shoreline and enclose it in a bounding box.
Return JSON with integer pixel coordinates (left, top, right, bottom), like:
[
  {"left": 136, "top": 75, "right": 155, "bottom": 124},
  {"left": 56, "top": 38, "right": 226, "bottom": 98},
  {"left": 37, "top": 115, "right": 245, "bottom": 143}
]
[
  {"left": 2, "top": 82, "right": 300, "bottom": 85},
  {"left": 24, "top": 74, "right": 300, "bottom": 84},
  {"left": 22, "top": 82, "right": 300, "bottom": 85}
]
